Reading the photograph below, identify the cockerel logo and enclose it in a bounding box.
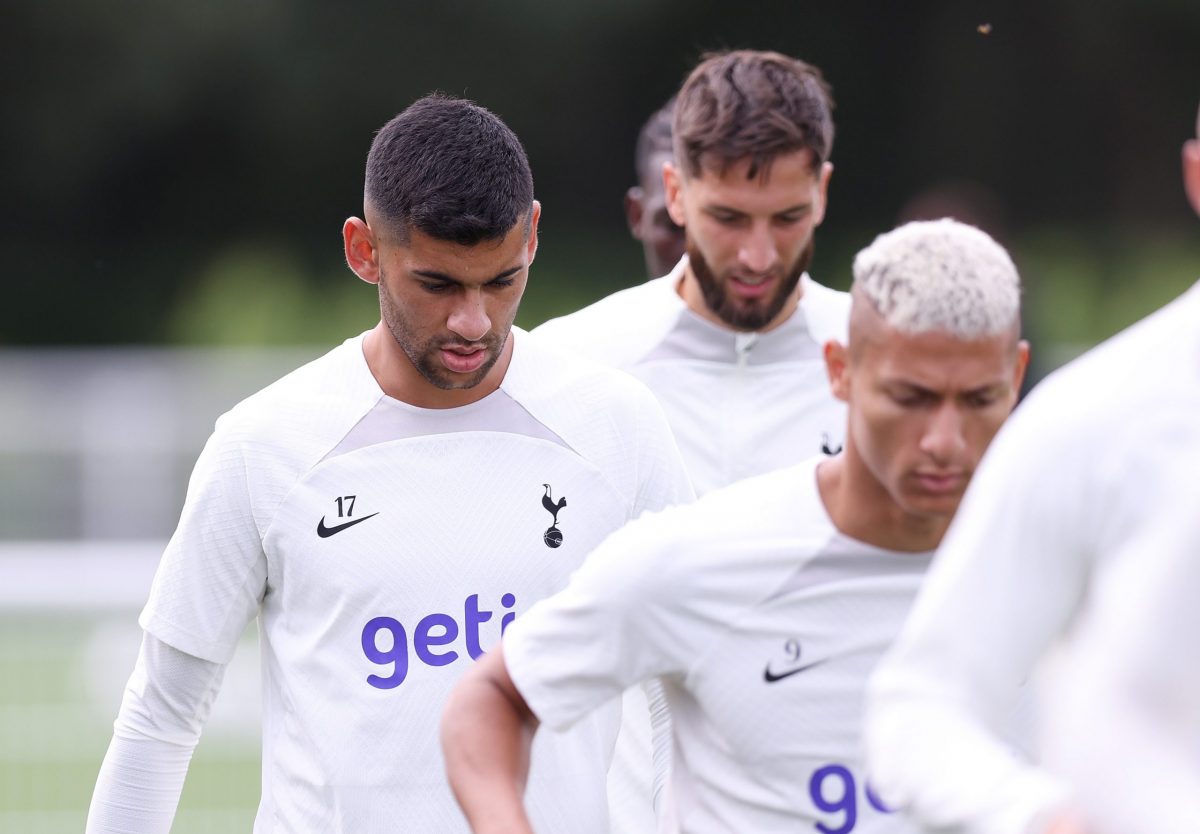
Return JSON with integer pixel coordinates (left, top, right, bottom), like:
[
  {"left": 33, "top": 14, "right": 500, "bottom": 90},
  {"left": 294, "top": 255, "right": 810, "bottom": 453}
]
[{"left": 541, "top": 484, "right": 567, "bottom": 548}]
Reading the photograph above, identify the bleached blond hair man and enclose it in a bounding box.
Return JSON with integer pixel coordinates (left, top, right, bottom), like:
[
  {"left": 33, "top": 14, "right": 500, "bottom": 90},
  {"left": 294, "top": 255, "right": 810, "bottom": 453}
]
[
  {"left": 852, "top": 218, "right": 1020, "bottom": 338},
  {"left": 442, "top": 219, "right": 1029, "bottom": 834},
  {"left": 864, "top": 104, "right": 1200, "bottom": 834}
]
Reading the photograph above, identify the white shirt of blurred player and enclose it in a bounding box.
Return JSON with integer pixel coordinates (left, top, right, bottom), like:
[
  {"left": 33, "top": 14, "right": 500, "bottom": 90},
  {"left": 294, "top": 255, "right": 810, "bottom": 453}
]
[
  {"left": 139, "top": 328, "right": 692, "bottom": 834},
  {"left": 864, "top": 282, "right": 1200, "bottom": 834},
  {"left": 1040, "top": 470, "right": 1200, "bottom": 834},
  {"left": 506, "top": 457, "right": 930, "bottom": 834},
  {"left": 533, "top": 257, "right": 850, "bottom": 496}
]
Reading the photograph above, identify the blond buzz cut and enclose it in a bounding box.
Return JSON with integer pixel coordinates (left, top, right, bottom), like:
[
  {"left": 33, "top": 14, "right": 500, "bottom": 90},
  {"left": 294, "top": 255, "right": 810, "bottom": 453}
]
[{"left": 852, "top": 218, "right": 1021, "bottom": 340}]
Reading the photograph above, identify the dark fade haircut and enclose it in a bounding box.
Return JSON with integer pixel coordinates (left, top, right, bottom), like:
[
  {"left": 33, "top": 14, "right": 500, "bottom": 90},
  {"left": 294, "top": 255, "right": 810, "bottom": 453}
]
[
  {"left": 673, "top": 50, "right": 835, "bottom": 182},
  {"left": 364, "top": 94, "right": 534, "bottom": 246},
  {"left": 635, "top": 96, "right": 676, "bottom": 186}
]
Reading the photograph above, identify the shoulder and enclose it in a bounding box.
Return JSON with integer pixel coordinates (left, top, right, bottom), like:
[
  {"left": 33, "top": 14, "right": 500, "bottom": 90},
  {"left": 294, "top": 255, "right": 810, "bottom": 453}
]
[
  {"left": 212, "top": 335, "right": 382, "bottom": 460},
  {"left": 500, "top": 330, "right": 685, "bottom": 500},
  {"left": 623, "top": 461, "right": 827, "bottom": 558},
  {"left": 530, "top": 275, "right": 686, "bottom": 367},
  {"left": 1017, "top": 284, "right": 1200, "bottom": 445},
  {"left": 799, "top": 273, "right": 852, "bottom": 345},
  {"left": 973, "top": 285, "right": 1200, "bottom": 515},
  {"left": 506, "top": 328, "right": 666, "bottom": 421},
  {"left": 577, "top": 461, "right": 831, "bottom": 614}
]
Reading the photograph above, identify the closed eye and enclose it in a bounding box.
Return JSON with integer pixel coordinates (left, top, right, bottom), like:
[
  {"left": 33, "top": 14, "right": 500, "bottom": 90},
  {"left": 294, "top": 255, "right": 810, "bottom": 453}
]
[
  {"left": 964, "top": 391, "right": 1001, "bottom": 408},
  {"left": 775, "top": 208, "right": 811, "bottom": 224},
  {"left": 706, "top": 210, "right": 746, "bottom": 226},
  {"left": 887, "top": 387, "right": 938, "bottom": 408}
]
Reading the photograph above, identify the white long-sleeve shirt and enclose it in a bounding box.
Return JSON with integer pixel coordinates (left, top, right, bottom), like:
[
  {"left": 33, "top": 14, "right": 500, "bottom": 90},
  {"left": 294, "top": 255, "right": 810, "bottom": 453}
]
[
  {"left": 87, "top": 635, "right": 224, "bottom": 833},
  {"left": 863, "top": 281, "right": 1200, "bottom": 834}
]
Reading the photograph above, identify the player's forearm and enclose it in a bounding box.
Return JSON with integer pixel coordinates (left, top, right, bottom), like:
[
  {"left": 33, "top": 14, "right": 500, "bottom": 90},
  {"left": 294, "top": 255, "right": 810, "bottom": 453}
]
[
  {"left": 442, "top": 649, "right": 538, "bottom": 834},
  {"left": 86, "top": 731, "right": 195, "bottom": 833},
  {"left": 87, "top": 633, "right": 226, "bottom": 834},
  {"left": 865, "top": 693, "right": 1067, "bottom": 834},
  {"left": 1045, "top": 671, "right": 1200, "bottom": 834}
]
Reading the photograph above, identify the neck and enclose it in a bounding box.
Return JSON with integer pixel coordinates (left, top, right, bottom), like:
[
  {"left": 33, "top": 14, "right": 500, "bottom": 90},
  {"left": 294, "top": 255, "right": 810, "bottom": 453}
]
[
  {"left": 361, "top": 321, "right": 514, "bottom": 409},
  {"left": 816, "top": 452, "right": 950, "bottom": 553}
]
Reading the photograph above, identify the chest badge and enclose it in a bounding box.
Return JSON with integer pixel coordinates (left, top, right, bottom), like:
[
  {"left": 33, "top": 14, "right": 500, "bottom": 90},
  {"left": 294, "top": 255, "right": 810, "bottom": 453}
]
[
  {"left": 541, "top": 484, "right": 567, "bottom": 548},
  {"left": 821, "top": 433, "right": 843, "bottom": 456}
]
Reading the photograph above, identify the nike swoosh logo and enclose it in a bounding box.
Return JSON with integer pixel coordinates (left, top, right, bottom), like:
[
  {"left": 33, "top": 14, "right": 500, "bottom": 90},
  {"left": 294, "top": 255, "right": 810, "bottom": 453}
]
[
  {"left": 317, "top": 512, "right": 380, "bottom": 538},
  {"left": 763, "top": 661, "right": 825, "bottom": 683}
]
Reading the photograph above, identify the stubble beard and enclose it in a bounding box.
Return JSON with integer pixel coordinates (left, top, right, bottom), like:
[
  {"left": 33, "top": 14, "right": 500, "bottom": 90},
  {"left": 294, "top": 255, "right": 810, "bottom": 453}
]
[
  {"left": 689, "top": 236, "right": 814, "bottom": 331},
  {"left": 377, "top": 281, "right": 508, "bottom": 391}
]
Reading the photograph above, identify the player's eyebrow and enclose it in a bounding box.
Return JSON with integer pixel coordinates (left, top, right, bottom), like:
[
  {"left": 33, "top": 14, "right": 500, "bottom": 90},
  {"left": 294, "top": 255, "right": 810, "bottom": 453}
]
[
  {"left": 961, "top": 382, "right": 1007, "bottom": 398},
  {"left": 412, "top": 266, "right": 523, "bottom": 284},
  {"left": 885, "top": 380, "right": 1007, "bottom": 398},
  {"left": 705, "top": 201, "right": 811, "bottom": 216}
]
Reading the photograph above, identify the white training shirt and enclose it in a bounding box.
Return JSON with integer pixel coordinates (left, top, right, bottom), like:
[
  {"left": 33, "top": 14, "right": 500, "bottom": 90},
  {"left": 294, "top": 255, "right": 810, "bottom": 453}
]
[
  {"left": 864, "top": 281, "right": 1200, "bottom": 834},
  {"left": 1040, "top": 472, "right": 1200, "bottom": 834},
  {"left": 506, "top": 458, "right": 931, "bottom": 834},
  {"left": 136, "top": 327, "right": 693, "bottom": 834},
  {"left": 532, "top": 257, "right": 850, "bottom": 496}
]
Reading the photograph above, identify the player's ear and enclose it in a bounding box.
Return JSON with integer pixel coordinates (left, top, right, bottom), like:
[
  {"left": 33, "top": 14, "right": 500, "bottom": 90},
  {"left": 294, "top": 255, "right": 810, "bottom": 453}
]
[
  {"left": 1183, "top": 139, "right": 1200, "bottom": 218},
  {"left": 1011, "top": 339, "right": 1031, "bottom": 401},
  {"left": 343, "top": 217, "right": 381, "bottom": 285},
  {"left": 663, "top": 162, "right": 687, "bottom": 228},
  {"left": 624, "top": 186, "right": 646, "bottom": 238},
  {"left": 824, "top": 339, "right": 851, "bottom": 402},
  {"left": 525, "top": 200, "right": 542, "bottom": 265},
  {"left": 813, "top": 161, "right": 834, "bottom": 227}
]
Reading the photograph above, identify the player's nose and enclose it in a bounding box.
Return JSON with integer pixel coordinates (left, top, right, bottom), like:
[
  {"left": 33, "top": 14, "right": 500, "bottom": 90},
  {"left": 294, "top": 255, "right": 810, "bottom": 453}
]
[
  {"left": 737, "top": 221, "right": 778, "bottom": 274},
  {"left": 447, "top": 291, "right": 491, "bottom": 342},
  {"left": 920, "top": 402, "right": 967, "bottom": 462}
]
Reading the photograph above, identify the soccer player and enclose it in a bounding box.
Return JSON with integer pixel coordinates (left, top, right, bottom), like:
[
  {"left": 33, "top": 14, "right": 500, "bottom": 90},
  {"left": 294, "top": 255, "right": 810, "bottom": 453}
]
[
  {"left": 862, "top": 102, "right": 1200, "bottom": 834},
  {"left": 624, "top": 97, "right": 687, "bottom": 280},
  {"left": 534, "top": 50, "right": 850, "bottom": 496},
  {"left": 441, "top": 218, "right": 1030, "bottom": 833},
  {"left": 86, "top": 95, "right": 692, "bottom": 834}
]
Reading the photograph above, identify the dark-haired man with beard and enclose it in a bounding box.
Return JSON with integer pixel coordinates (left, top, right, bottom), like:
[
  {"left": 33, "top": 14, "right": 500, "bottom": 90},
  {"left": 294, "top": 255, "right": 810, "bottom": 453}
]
[{"left": 535, "top": 50, "right": 848, "bottom": 497}]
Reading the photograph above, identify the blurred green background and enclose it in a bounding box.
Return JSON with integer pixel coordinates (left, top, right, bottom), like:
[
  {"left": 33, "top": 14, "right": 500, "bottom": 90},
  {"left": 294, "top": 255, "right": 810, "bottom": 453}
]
[
  {"left": 3, "top": 1, "right": 1199, "bottom": 830},
  {"left": 4, "top": 0, "right": 1199, "bottom": 352}
]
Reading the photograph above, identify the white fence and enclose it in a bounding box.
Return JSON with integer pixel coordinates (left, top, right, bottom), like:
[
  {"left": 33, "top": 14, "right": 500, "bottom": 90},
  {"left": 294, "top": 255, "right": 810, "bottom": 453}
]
[
  {"left": 1, "top": 347, "right": 321, "bottom": 831},
  {"left": 1, "top": 346, "right": 323, "bottom": 540}
]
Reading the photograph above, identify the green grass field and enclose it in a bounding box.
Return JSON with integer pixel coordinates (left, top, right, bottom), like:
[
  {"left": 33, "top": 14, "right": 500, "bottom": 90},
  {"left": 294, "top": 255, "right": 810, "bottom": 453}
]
[{"left": 1, "top": 615, "right": 260, "bottom": 832}]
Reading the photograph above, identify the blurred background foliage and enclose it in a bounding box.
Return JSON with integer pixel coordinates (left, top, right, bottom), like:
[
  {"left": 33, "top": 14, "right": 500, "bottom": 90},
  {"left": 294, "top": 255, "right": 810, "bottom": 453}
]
[
  {"left": 4, "top": 0, "right": 1199, "bottom": 356},
  {"left": 2, "top": 6, "right": 1198, "bottom": 826}
]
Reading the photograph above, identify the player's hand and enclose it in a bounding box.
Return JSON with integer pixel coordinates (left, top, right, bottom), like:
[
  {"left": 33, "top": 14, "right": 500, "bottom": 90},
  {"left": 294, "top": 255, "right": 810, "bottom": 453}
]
[{"left": 1040, "top": 809, "right": 1090, "bottom": 834}]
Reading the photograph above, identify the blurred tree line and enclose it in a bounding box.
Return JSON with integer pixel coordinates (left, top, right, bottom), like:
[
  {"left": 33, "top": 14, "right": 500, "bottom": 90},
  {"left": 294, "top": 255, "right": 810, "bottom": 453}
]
[{"left": 3, "top": 0, "right": 1199, "bottom": 355}]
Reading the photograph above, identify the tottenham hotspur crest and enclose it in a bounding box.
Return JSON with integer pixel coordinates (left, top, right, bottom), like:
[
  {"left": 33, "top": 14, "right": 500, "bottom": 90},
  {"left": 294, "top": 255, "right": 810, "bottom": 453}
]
[{"left": 541, "top": 484, "right": 567, "bottom": 548}]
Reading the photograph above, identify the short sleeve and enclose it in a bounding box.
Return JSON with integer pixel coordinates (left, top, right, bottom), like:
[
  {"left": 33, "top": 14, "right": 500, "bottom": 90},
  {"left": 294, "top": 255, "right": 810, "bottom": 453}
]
[{"left": 139, "top": 420, "right": 268, "bottom": 664}]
